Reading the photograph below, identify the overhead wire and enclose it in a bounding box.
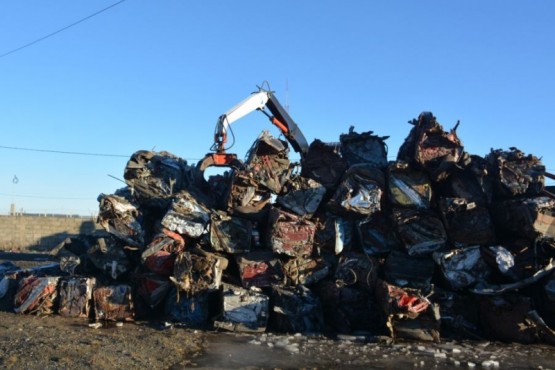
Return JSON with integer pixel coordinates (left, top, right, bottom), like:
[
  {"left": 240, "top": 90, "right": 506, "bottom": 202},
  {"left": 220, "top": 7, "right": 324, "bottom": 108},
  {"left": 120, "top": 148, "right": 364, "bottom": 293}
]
[
  {"left": 0, "top": 144, "right": 203, "bottom": 161},
  {"left": 0, "top": 0, "right": 127, "bottom": 59}
]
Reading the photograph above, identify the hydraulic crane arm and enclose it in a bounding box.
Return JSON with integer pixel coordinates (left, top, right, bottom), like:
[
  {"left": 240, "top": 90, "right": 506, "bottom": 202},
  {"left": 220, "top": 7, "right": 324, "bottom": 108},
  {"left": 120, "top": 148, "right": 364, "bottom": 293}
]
[{"left": 199, "top": 87, "right": 309, "bottom": 172}]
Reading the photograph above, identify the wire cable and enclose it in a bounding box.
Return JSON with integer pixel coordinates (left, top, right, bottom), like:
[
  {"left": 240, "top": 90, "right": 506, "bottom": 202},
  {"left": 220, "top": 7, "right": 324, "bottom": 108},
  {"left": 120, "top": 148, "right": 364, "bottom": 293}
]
[
  {"left": 0, "top": 144, "right": 129, "bottom": 158},
  {"left": 0, "top": 0, "right": 127, "bottom": 59},
  {"left": 0, "top": 144, "right": 204, "bottom": 161}
]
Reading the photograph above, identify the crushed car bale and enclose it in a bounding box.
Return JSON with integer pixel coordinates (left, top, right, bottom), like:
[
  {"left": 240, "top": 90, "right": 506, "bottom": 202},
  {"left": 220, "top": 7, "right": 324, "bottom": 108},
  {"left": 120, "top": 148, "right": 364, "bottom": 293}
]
[{"left": 3, "top": 112, "right": 555, "bottom": 346}]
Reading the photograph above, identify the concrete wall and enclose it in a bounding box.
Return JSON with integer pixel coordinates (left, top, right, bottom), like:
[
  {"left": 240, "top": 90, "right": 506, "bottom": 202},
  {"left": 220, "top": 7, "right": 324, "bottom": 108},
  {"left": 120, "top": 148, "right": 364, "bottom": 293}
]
[{"left": 0, "top": 215, "right": 100, "bottom": 252}]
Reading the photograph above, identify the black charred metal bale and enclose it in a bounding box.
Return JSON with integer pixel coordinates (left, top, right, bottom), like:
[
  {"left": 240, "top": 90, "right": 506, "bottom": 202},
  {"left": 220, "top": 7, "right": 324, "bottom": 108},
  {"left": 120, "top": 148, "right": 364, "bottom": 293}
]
[
  {"left": 301, "top": 139, "right": 349, "bottom": 191},
  {"left": 170, "top": 248, "right": 228, "bottom": 296},
  {"left": 235, "top": 251, "right": 284, "bottom": 289},
  {"left": 224, "top": 170, "right": 272, "bottom": 221},
  {"left": 384, "top": 249, "right": 435, "bottom": 290},
  {"left": 491, "top": 196, "right": 555, "bottom": 242},
  {"left": 314, "top": 279, "right": 382, "bottom": 334},
  {"left": 244, "top": 131, "right": 292, "bottom": 194},
  {"left": 97, "top": 192, "right": 145, "bottom": 248},
  {"left": 334, "top": 251, "right": 379, "bottom": 293},
  {"left": 397, "top": 112, "right": 464, "bottom": 182},
  {"left": 375, "top": 280, "right": 440, "bottom": 342},
  {"left": 58, "top": 276, "right": 96, "bottom": 318},
  {"left": 538, "top": 275, "right": 555, "bottom": 328},
  {"left": 392, "top": 208, "right": 448, "bottom": 256},
  {"left": 141, "top": 229, "right": 185, "bottom": 276},
  {"left": 438, "top": 197, "right": 497, "bottom": 247},
  {"left": 339, "top": 126, "right": 389, "bottom": 169},
  {"left": 387, "top": 161, "right": 432, "bottom": 210},
  {"left": 214, "top": 283, "right": 270, "bottom": 333},
  {"left": 435, "top": 154, "right": 493, "bottom": 206},
  {"left": 432, "top": 246, "right": 492, "bottom": 291},
  {"left": 209, "top": 211, "right": 253, "bottom": 254},
  {"left": 276, "top": 175, "right": 326, "bottom": 218},
  {"left": 282, "top": 255, "right": 330, "bottom": 286},
  {"left": 355, "top": 213, "right": 399, "bottom": 257},
  {"left": 164, "top": 287, "right": 211, "bottom": 328},
  {"left": 86, "top": 236, "right": 131, "bottom": 280},
  {"left": 267, "top": 207, "right": 316, "bottom": 258},
  {"left": 486, "top": 147, "right": 545, "bottom": 199},
  {"left": 123, "top": 150, "right": 197, "bottom": 209},
  {"left": 327, "top": 164, "right": 385, "bottom": 218},
  {"left": 429, "top": 287, "right": 482, "bottom": 340},
  {"left": 270, "top": 285, "right": 325, "bottom": 334},
  {"left": 313, "top": 213, "right": 354, "bottom": 255},
  {"left": 14, "top": 275, "right": 60, "bottom": 315},
  {"left": 478, "top": 294, "right": 555, "bottom": 344},
  {"left": 161, "top": 190, "right": 212, "bottom": 239},
  {"left": 93, "top": 284, "right": 134, "bottom": 322}
]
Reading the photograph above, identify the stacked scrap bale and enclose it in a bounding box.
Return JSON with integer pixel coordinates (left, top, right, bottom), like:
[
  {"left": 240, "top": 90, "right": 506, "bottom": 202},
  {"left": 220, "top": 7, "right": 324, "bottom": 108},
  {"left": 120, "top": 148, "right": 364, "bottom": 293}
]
[{"left": 2, "top": 116, "right": 555, "bottom": 346}]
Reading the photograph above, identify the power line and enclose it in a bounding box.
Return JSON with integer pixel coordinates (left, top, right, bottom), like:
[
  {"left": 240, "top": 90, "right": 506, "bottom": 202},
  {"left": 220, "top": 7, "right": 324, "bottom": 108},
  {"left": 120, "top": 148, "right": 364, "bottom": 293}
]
[
  {"left": 0, "top": 0, "right": 127, "bottom": 59},
  {"left": 0, "top": 192, "right": 93, "bottom": 200},
  {"left": 0, "top": 144, "right": 129, "bottom": 158},
  {"left": 0, "top": 144, "right": 204, "bottom": 162}
]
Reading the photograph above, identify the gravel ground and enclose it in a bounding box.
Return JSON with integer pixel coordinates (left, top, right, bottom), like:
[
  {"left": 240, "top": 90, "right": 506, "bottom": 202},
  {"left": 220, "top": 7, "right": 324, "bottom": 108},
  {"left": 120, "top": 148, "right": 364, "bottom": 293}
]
[{"left": 1, "top": 310, "right": 554, "bottom": 370}]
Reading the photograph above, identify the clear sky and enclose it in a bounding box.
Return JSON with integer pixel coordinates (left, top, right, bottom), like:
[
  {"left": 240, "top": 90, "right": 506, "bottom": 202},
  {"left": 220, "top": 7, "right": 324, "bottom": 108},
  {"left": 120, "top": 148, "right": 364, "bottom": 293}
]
[{"left": 1, "top": 1, "right": 554, "bottom": 216}]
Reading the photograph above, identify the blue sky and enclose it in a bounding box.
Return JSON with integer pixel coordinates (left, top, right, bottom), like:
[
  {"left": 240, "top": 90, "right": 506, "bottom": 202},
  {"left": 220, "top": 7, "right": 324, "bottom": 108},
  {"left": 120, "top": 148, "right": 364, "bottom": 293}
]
[{"left": 1, "top": 1, "right": 554, "bottom": 215}]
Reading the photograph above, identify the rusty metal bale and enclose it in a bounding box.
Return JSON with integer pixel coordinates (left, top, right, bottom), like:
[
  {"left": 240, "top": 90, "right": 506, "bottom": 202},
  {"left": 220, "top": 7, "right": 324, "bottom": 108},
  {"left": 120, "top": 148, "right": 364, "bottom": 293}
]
[
  {"left": 97, "top": 191, "right": 145, "bottom": 248},
  {"left": 235, "top": 251, "right": 284, "bottom": 289},
  {"left": 123, "top": 150, "right": 195, "bottom": 209},
  {"left": 397, "top": 112, "right": 464, "bottom": 182},
  {"left": 170, "top": 248, "right": 228, "bottom": 295},
  {"left": 244, "top": 131, "right": 292, "bottom": 194},
  {"left": 266, "top": 207, "right": 316, "bottom": 258},
  {"left": 135, "top": 273, "right": 171, "bottom": 310},
  {"left": 486, "top": 147, "right": 546, "bottom": 199},
  {"left": 375, "top": 280, "right": 441, "bottom": 342},
  {"left": 58, "top": 276, "right": 96, "bottom": 318},
  {"left": 141, "top": 229, "right": 185, "bottom": 276},
  {"left": 282, "top": 254, "right": 330, "bottom": 287},
  {"left": 224, "top": 170, "right": 272, "bottom": 220},
  {"left": 14, "top": 275, "right": 60, "bottom": 315},
  {"left": 93, "top": 284, "right": 134, "bottom": 322}
]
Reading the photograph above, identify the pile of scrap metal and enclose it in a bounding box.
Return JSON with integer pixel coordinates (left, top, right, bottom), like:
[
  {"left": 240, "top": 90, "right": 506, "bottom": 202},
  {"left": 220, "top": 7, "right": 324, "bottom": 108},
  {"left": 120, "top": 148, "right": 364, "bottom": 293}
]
[{"left": 2, "top": 114, "right": 555, "bottom": 346}]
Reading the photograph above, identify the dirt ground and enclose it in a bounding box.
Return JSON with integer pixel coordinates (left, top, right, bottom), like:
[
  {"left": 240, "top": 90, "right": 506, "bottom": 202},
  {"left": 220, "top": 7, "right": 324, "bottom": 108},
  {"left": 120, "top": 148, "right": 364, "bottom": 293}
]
[{"left": 1, "top": 310, "right": 555, "bottom": 370}]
